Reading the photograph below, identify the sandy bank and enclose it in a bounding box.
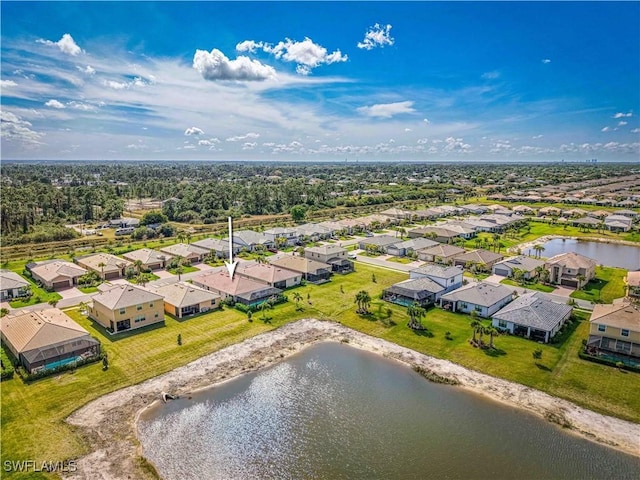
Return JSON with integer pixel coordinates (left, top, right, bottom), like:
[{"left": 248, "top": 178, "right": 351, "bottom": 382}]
[{"left": 65, "top": 319, "right": 640, "bottom": 480}]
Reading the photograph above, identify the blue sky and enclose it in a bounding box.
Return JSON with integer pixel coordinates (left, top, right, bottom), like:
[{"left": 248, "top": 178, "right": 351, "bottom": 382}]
[{"left": 1, "top": 1, "right": 639, "bottom": 161}]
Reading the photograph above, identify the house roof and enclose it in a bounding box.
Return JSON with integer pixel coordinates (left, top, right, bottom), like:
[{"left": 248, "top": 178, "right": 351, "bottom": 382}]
[
  {"left": 150, "top": 282, "right": 219, "bottom": 308},
  {"left": 590, "top": 301, "right": 640, "bottom": 331},
  {"left": 0, "top": 270, "right": 30, "bottom": 290},
  {"left": 193, "top": 270, "right": 280, "bottom": 298},
  {"left": 91, "top": 284, "right": 163, "bottom": 309},
  {"left": 545, "top": 252, "right": 597, "bottom": 270},
  {"left": 305, "top": 244, "right": 347, "bottom": 256},
  {"left": 573, "top": 216, "right": 601, "bottom": 225},
  {"left": 160, "top": 243, "right": 209, "bottom": 258},
  {"left": 232, "top": 230, "right": 272, "bottom": 246},
  {"left": 410, "top": 264, "right": 463, "bottom": 279},
  {"left": 627, "top": 271, "right": 640, "bottom": 287},
  {"left": 390, "top": 238, "right": 439, "bottom": 251},
  {"left": 29, "top": 260, "right": 87, "bottom": 282},
  {"left": 359, "top": 235, "right": 400, "bottom": 247},
  {"left": 416, "top": 244, "right": 466, "bottom": 258},
  {"left": 236, "top": 262, "right": 301, "bottom": 284},
  {"left": 494, "top": 256, "right": 545, "bottom": 272},
  {"left": 454, "top": 249, "right": 503, "bottom": 265},
  {"left": 122, "top": 248, "right": 173, "bottom": 265},
  {"left": 268, "top": 255, "right": 332, "bottom": 274},
  {"left": 0, "top": 308, "right": 93, "bottom": 354},
  {"left": 440, "top": 282, "right": 514, "bottom": 307},
  {"left": 493, "top": 293, "right": 572, "bottom": 331},
  {"left": 76, "top": 253, "right": 132, "bottom": 273},
  {"left": 387, "top": 278, "right": 446, "bottom": 296}
]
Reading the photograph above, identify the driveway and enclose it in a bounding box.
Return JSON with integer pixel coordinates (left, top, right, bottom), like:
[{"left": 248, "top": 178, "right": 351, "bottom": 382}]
[
  {"left": 153, "top": 269, "right": 176, "bottom": 279},
  {"left": 57, "top": 287, "right": 85, "bottom": 300}
]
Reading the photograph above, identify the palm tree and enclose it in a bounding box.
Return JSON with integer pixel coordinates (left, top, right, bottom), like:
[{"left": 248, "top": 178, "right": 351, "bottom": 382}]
[
  {"left": 177, "top": 231, "right": 186, "bottom": 244},
  {"left": 470, "top": 319, "right": 482, "bottom": 345},
  {"left": 354, "top": 290, "right": 371, "bottom": 314},
  {"left": 260, "top": 301, "right": 270, "bottom": 322},
  {"left": 98, "top": 261, "right": 106, "bottom": 278},
  {"left": 534, "top": 265, "right": 545, "bottom": 280},
  {"left": 533, "top": 244, "right": 545, "bottom": 259},
  {"left": 484, "top": 326, "right": 499, "bottom": 349},
  {"left": 407, "top": 303, "right": 426, "bottom": 330},
  {"left": 134, "top": 259, "right": 143, "bottom": 275},
  {"left": 292, "top": 292, "right": 303, "bottom": 311},
  {"left": 577, "top": 273, "right": 586, "bottom": 289}
]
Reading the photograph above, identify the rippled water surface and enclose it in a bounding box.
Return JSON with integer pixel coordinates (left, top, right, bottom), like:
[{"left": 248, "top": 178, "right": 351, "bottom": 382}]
[
  {"left": 138, "top": 342, "right": 640, "bottom": 480},
  {"left": 533, "top": 238, "right": 640, "bottom": 270}
]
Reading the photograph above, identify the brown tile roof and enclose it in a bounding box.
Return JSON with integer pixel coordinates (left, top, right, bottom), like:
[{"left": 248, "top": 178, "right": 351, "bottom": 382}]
[{"left": 590, "top": 301, "right": 640, "bottom": 331}]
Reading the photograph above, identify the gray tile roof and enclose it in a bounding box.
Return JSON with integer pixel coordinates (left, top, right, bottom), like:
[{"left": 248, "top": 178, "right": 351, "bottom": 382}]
[
  {"left": 411, "top": 264, "right": 463, "bottom": 279},
  {"left": 387, "top": 278, "right": 445, "bottom": 296},
  {"left": 91, "top": 284, "right": 164, "bottom": 309},
  {"left": 494, "top": 256, "right": 545, "bottom": 272},
  {"left": 545, "top": 252, "right": 597, "bottom": 270},
  {"left": 122, "top": 248, "right": 173, "bottom": 265},
  {"left": 492, "top": 293, "right": 572, "bottom": 331},
  {"left": 440, "top": 282, "right": 514, "bottom": 307},
  {"left": 0, "top": 270, "right": 30, "bottom": 290}
]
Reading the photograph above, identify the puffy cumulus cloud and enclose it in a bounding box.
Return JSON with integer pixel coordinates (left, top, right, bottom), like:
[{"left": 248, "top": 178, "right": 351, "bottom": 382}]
[
  {"left": 77, "top": 65, "right": 96, "bottom": 75},
  {"left": 613, "top": 112, "right": 632, "bottom": 118},
  {"left": 68, "top": 101, "right": 97, "bottom": 111},
  {"left": 541, "top": 58, "right": 551, "bottom": 64},
  {"left": 237, "top": 37, "right": 347, "bottom": 75},
  {"left": 0, "top": 80, "right": 17, "bottom": 87},
  {"left": 242, "top": 142, "right": 258, "bottom": 150},
  {"left": 357, "top": 101, "right": 415, "bottom": 118},
  {"left": 423, "top": 118, "right": 430, "bottom": 124},
  {"left": 631, "top": 128, "right": 640, "bottom": 134},
  {"left": 618, "top": 121, "right": 628, "bottom": 126},
  {"left": 444, "top": 136, "right": 471, "bottom": 153},
  {"left": 37, "top": 33, "right": 83, "bottom": 56},
  {"left": 193, "top": 49, "right": 276, "bottom": 81},
  {"left": 0, "top": 110, "right": 44, "bottom": 146},
  {"left": 226, "top": 132, "right": 260, "bottom": 142},
  {"left": 103, "top": 80, "right": 128, "bottom": 90},
  {"left": 601, "top": 126, "right": 611, "bottom": 132},
  {"left": 184, "top": 127, "right": 204, "bottom": 136},
  {"left": 45, "top": 99, "right": 65, "bottom": 109},
  {"left": 198, "top": 138, "right": 220, "bottom": 146},
  {"left": 357, "top": 23, "right": 394, "bottom": 50},
  {"left": 560, "top": 142, "right": 640, "bottom": 155}
]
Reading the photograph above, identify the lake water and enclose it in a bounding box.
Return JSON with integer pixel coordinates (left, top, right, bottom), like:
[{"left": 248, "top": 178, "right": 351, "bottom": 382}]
[
  {"left": 138, "top": 343, "right": 640, "bottom": 480},
  {"left": 532, "top": 238, "right": 640, "bottom": 270}
]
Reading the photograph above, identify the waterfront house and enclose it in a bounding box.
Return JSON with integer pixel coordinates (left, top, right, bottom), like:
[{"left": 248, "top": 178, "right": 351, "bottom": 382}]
[
  {"left": 192, "top": 270, "right": 282, "bottom": 306},
  {"left": 87, "top": 284, "right": 165, "bottom": 333},
  {"left": 492, "top": 256, "right": 545, "bottom": 280},
  {"left": 439, "top": 282, "right": 514, "bottom": 318},
  {"left": 236, "top": 262, "right": 302, "bottom": 289},
  {"left": 415, "top": 244, "right": 466, "bottom": 264},
  {"left": 544, "top": 252, "right": 597, "bottom": 289},
  {"left": 604, "top": 215, "right": 633, "bottom": 232},
  {"left": 453, "top": 249, "right": 504, "bottom": 271},
  {"left": 304, "top": 245, "right": 354, "bottom": 273},
  {"left": 159, "top": 243, "right": 209, "bottom": 264},
  {"left": 122, "top": 248, "right": 173, "bottom": 270},
  {"left": 149, "top": 281, "right": 220, "bottom": 318},
  {"left": 587, "top": 300, "right": 640, "bottom": 365},
  {"left": 571, "top": 217, "right": 602, "bottom": 229},
  {"left": 0, "top": 270, "right": 31, "bottom": 301},
  {"left": 0, "top": 308, "right": 100, "bottom": 373},
  {"left": 626, "top": 271, "right": 640, "bottom": 301},
  {"left": 409, "top": 264, "right": 463, "bottom": 293},
  {"left": 491, "top": 292, "right": 572, "bottom": 343},
  {"left": 28, "top": 260, "right": 87, "bottom": 290},
  {"left": 76, "top": 253, "right": 133, "bottom": 280},
  {"left": 383, "top": 277, "right": 446, "bottom": 307},
  {"left": 268, "top": 255, "right": 332, "bottom": 283}
]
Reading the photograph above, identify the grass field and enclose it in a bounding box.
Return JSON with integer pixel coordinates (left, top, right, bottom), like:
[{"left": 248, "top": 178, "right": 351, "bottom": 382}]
[
  {"left": 570, "top": 266, "right": 627, "bottom": 304},
  {"left": 2, "top": 262, "right": 640, "bottom": 479},
  {"left": 500, "top": 278, "right": 556, "bottom": 293}
]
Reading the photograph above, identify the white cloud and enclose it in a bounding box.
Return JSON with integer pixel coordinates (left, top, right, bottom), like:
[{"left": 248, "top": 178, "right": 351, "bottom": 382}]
[
  {"left": 77, "top": 65, "right": 96, "bottom": 75},
  {"left": 226, "top": 132, "right": 260, "bottom": 142},
  {"left": 235, "top": 40, "right": 264, "bottom": 53},
  {"left": 532, "top": 134, "right": 543, "bottom": 139},
  {"left": 45, "top": 99, "right": 66, "bottom": 109},
  {"left": 1, "top": 80, "right": 17, "bottom": 87},
  {"left": 126, "top": 143, "right": 148, "bottom": 150},
  {"left": 184, "top": 127, "right": 204, "bottom": 136},
  {"left": 357, "top": 101, "right": 415, "bottom": 118},
  {"left": 103, "top": 80, "right": 128, "bottom": 90},
  {"left": 68, "top": 101, "right": 96, "bottom": 111},
  {"left": 542, "top": 58, "right": 551, "bottom": 64},
  {"left": 198, "top": 138, "right": 220, "bottom": 146},
  {"left": 242, "top": 142, "right": 257, "bottom": 150},
  {"left": 631, "top": 128, "right": 640, "bottom": 134},
  {"left": 193, "top": 48, "right": 276, "bottom": 81},
  {"left": 357, "top": 23, "right": 394, "bottom": 50},
  {"left": 0, "top": 110, "right": 44, "bottom": 146},
  {"left": 37, "top": 33, "right": 83, "bottom": 56},
  {"left": 417, "top": 138, "right": 428, "bottom": 144},
  {"left": 618, "top": 121, "right": 628, "bottom": 126},
  {"left": 423, "top": 118, "right": 430, "bottom": 124},
  {"left": 481, "top": 71, "right": 500, "bottom": 80},
  {"left": 601, "top": 126, "right": 610, "bottom": 132},
  {"left": 404, "top": 128, "right": 412, "bottom": 132},
  {"left": 613, "top": 112, "right": 632, "bottom": 118},
  {"left": 444, "top": 136, "right": 471, "bottom": 153}
]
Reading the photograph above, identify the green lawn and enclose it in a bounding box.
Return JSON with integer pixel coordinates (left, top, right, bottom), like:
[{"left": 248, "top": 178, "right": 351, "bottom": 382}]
[
  {"left": 386, "top": 256, "right": 413, "bottom": 264},
  {"left": 8, "top": 279, "right": 61, "bottom": 308},
  {"left": 500, "top": 278, "right": 556, "bottom": 293},
  {"left": 166, "top": 264, "right": 199, "bottom": 275},
  {"left": 2, "top": 263, "right": 640, "bottom": 479},
  {"left": 570, "top": 266, "right": 627, "bottom": 303}
]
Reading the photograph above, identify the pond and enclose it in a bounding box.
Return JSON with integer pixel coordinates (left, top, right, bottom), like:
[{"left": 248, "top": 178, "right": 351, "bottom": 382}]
[
  {"left": 138, "top": 342, "right": 640, "bottom": 480},
  {"left": 530, "top": 238, "right": 640, "bottom": 270}
]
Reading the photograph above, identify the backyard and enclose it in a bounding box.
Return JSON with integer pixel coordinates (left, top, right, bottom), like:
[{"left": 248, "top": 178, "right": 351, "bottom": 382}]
[{"left": 570, "top": 266, "right": 627, "bottom": 304}]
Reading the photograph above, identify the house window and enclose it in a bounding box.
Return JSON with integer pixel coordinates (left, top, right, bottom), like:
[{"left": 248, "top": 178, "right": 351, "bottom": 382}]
[
  {"left": 474, "top": 305, "right": 482, "bottom": 312},
  {"left": 149, "top": 303, "right": 154, "bottom": 308},
  {"left": 598, "top": 324, "right": 606, "bottom": 332},
  {"left": 136, "top": 304, "right": 143, "bottom": 311},
  {"left": 155, "top": 313, "right": 159, "bottom": 318},
  {"left": 460, "top": 302, "right": 468, "bottom": 309},
  {"left": 621, "top": 329, "right": 629, "bottom": 337},
  {"left": 498, "top": 320, "right": 507, "bottom": 328},
  {"left": 134, "top": 315, "right": 145, "bottom": 323},
  {"left": 211, "top": 299, "right": 217, "bottom": 305},
  {"left": 119, "top": 308, "right": 126, "bottom": 315}
]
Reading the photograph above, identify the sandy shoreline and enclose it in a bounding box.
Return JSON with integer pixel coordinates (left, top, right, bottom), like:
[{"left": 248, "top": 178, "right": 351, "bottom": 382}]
[{"left": 65, "top": 318, "right": 640, "bottom": 480}]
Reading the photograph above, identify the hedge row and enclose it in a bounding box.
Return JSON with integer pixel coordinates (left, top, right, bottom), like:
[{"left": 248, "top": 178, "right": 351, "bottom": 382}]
[
  {"left": 17, "top": 353, "right": 105, "bottom": 382},
  {"left": 578, "top": 351, "right": 640, "bottom": 373},
  {"left": 1, "top": 347, "right": 15, "bottom": 381}
]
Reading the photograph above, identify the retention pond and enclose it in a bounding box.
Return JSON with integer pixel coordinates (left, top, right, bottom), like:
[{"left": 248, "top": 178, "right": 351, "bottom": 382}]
[{"left": 532, "top": 238, "right": 640, "bottom": 270}]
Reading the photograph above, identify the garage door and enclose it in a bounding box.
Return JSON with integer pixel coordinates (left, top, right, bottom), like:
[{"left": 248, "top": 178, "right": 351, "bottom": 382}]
[
  {"left": 561, "top": 279, "right": 578, "bottom": 288},
  {"left": 104, "top": 271, "right": 120, "bottom": 280},
  {"left": 53, "top": 280, "right": 70, "bottom": 289},
  {"left": 494, "top": 268, "right": 509, "bottom": 277}
]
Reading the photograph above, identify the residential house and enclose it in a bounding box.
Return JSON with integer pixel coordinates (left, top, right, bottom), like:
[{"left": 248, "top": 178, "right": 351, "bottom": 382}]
[
  {"left": 614, "top": 209, "right": 639, "bottom": 219},
  {"left": 538, "top": 206, "right": 562, "bottom": 217},
  {"left": 571, "top": 217, "right": 602, "bottom": 229},
  {"left": 304, "top": 245, "right": 354, "bottom": 273},
  {"left": 357, "top": 235, "right": 400, "bottom": 254},
  {"left": 0, "top": 308, "right": 100, "bottom": 373},
  {"left": 604, "top": 215, "right": 633, "bottom": 232},
  {"left": 409, "top": 264, "right": 464, "bottom": 293},
  {"left": 76, "top": 253, "right": 133, "bottom": 280},
  {"left": 627, "top": 271, "right": 640, "bottom": 301},
  {"left": 294, "top": 223, "right": 333, "bottom": 242},
  {"left": 587, "top": 300, "right": 640, "bottom": 364},
  {"left": 380, "top": 207, "right": 413, "bottom": 221},
  {"left": 159, "top": 243, "right": 210, "bottom": 263},
  {"left": 268, "top": 255, "right": 333, "bottom": 283},
  {"left": 230, "top": 230, "right": 275, "bottom": 251},
  {"left": 415, "top": 244, "right": 466, "bottom": 264},
  {"left": 512, "top": 205, "right": 535, "bottom": 215},
  {"left": 383, "top": 277, "right": 445, "bottom": 308},
  {"left": 407, "top": 226, "right": 465, "bottom": 243},
  {"left": 386, "top": 238, "right": 439, "bottom": 257},
  {"left": 453, "top": 249, "right": 504, "bottom": 271},
  {"left": 492, "top": 292, "right": 572, "bottom": 343},
  {"left": 492, "top": 256, "right": 545, "bottom": 280},
  {"left": 263, "top": 227, "right": 299, "bottom": 246},
  {"left": 236, "top": 262, "right": 302, "bottom": 288},
  {"left": 122, "top": 248, "right": 173, "bottom": 270},
  {"left": 108, "top": 217, "right": 140, "bottom": 229},
  {"left": 0, "top": 270, "right": 30, "bottom": 301},
  {"left": 544, "top": 252, "right": 597, "bottom": 289},
  {"left": 439, "top": 282, "right": 514, "bottom": 318},
  {"left": 459, "top": 204, "right": 488, "bottom": 215},
  {"left": 27, "top": 260, "right": 87, "bottom": 290},
  {"left": 149, "top": 282, "right": 220, "bottom": 318},
  {"left": 192, "top": 270, "right": 282, "bottom": 306},
  {"left": 87, "top": 284, "right": 165, "bottom": 333},
  {"left": 191, "top": 238, "right": 242, "bottom": 259}
]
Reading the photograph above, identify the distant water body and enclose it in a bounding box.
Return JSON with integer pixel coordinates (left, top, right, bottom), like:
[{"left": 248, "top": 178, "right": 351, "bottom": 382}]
[
  {"left": 138, "top": 343, "right": 640, "bottom": 480},
  {"left": 534, "top": 238, "right": 640, "bottom": 270}
]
